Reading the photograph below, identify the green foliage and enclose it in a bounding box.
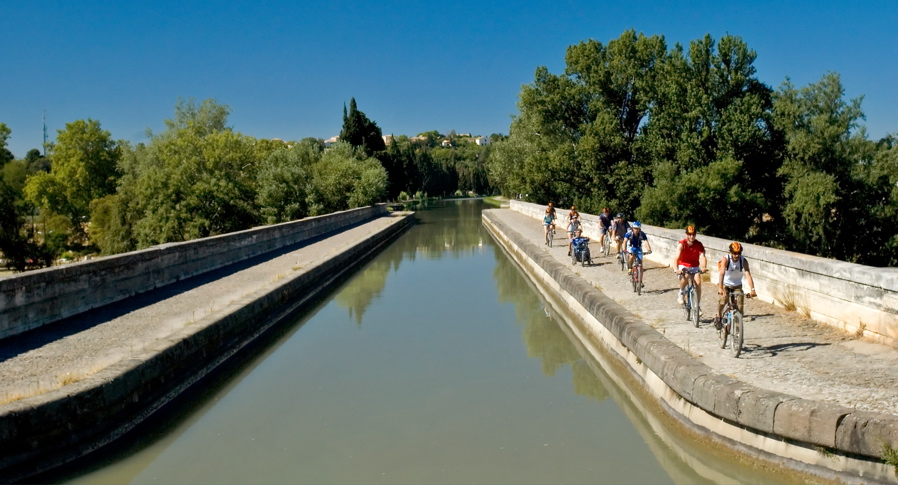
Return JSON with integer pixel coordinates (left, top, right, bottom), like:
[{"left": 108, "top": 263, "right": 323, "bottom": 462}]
[
  {"left": 0, "top": 123, "right": 13, "bottom": 166},
  {"left": 487, "top": 29, "right": 897, "bottom": 265},
  {"left": 23, "top": 119, "right": 121, "bottom": 240},
  {"left": 120, "top": 124, "right": 260, "bottom": 248},
  {"left": 340, "top": 98, "right": 386, "bottom": 156},
  {"left": 255, "top": 141, "right": 316, "bottom": 224},
  {"left": 307, "top": 141, "right": 387, "bottom": 215}
]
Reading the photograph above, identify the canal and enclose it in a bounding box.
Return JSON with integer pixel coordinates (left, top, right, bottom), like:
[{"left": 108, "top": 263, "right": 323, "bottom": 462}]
[{"left": 44, "top": 200, "right": 785, "bottom": 484}]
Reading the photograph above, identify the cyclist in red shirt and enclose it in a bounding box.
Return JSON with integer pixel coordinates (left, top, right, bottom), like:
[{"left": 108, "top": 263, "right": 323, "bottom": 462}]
[{"left": 673, "top": 225, "right": 708, "bottom": 307}]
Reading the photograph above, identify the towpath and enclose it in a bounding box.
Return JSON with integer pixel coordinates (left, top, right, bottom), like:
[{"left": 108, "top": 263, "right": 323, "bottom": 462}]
[
  {"left": 487, "top": 208, "right": 898, "bottom": 417},
  {"left": 0, "top": 214, "right": 410, "bottom": 406}
]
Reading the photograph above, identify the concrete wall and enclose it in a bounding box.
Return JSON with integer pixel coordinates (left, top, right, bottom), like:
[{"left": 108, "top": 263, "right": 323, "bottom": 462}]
[
  {"left": 0, "top": 211, "right": 414, "bottom": 483},
  {"left": 512, "top": 200, "right": 898, "bottom": 347},
  {"left": 483, "top": 209, "right": 898, "bottom": 483},
  {"left": 0, "top": 205, "right": 388, "bottom": 340}
]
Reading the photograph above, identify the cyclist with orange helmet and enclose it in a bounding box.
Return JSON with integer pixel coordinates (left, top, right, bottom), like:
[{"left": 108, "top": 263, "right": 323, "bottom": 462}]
[
  {"left": 714, "top": 242, "right": 757, "bottom": 329},
  {"left": 674, "top": 225, "right": 708, "bottom": 306}
]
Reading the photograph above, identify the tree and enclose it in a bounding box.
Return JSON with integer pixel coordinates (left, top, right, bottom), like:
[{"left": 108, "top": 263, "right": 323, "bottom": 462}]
[
  {"left": 23, "top": 119, "right": 121, "bottom": 240},
  {"left": 0, "top": 123, "right": 14, "bottom": 166},
  {"left": 25, "top": 148, "right": 51, "bottom": 173},
  {"left": 340, "top": 98, "right": 386, "bottom": 156},
  {"left": 773, "top": 73, "right": 866, "bottom": 257},
  {"left": 638, "top": 34, "right": 775, "bottom": 238},
  {"left": 161, "top": 97, "right": 231, "bottom": 137},
  {"left": 307, "top": 141, "right": 387, "bottom": 214},
  {"left": 255, "top": 141, "right": 316, "bottom": 224}
]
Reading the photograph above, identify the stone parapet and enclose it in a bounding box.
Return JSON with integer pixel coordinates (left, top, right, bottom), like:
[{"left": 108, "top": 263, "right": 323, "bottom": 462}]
[
  {"left": 0, "top": 205, "right": 389, "bottom": 340},
  {"left": 510, "top": 200, "right": 898, "bottom": 347}
]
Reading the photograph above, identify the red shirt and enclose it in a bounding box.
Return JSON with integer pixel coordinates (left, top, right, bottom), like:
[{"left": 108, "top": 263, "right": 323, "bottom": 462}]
[{"left": 677, "top": 239, "right": 705, "bottom": 267}]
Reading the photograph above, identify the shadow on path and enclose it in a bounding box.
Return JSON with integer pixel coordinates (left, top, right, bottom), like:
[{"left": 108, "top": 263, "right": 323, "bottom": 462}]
[
  {"left": 740, "top": 341, "right": 831, "bottom": 359},
  {"left": 0, "top": 223, "right": 365, "bottom": 364}
]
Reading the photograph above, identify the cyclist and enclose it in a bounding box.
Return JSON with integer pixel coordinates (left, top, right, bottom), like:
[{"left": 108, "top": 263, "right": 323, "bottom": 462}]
[
  {"left": 543, "top": 203, "right": 557, "bottom": 244},
  {"left": 714, "top": 242, "right": 757, "bottom": 329},
  {"left": 624, "top": 221, "right": 652, "bottom": 274},
  {"left": 674, "top": 225, "right": 708, "bottom": 306},
  {"left": 566, "top": 206, "right": 581, "bottom": 255},
  {"left": 610, "top": 213, "right": 630, "bottom": 259},
  {"left": 598, "top": 207, "right": 612, "bottom": 253}
]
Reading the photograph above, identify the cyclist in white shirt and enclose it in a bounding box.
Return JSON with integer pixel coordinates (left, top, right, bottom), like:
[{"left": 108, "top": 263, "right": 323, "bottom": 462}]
[{"left": 715, "top": 242, "right": 757, "bottom": 329}]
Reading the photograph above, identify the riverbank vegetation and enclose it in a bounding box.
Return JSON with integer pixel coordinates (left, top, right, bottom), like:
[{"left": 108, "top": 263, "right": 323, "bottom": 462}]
[
  {"left": 2, "top": 29, "right": 895, "bottom": 268},
  {"left": 0, "top": 98, "right": 500, "bottom": 268},
  {"left": 488, "top": 30, "right": 897, "bottom": 266}
]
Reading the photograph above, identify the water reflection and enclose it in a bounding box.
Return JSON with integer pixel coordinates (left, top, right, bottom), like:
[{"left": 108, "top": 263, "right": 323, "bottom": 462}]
[
  {"left": 333, "top": 200, "right": 491, "bottom": 325},
  {"left": 491, "top": 243, "right": 609, "bottom": 403}
]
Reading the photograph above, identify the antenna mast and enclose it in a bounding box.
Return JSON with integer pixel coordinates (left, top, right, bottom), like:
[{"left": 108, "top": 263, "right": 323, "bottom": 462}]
[{"left": 42, "top": 110, "right": 48, "bottom": 156}]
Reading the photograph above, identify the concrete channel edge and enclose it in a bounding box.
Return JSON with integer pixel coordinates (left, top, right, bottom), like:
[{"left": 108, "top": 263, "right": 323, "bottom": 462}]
[
  {"left": 482, "top": 210, "right": 898, "bottom": 484},
  {"left": 0, "top": 212, "right": 415, "bottom": 483}
]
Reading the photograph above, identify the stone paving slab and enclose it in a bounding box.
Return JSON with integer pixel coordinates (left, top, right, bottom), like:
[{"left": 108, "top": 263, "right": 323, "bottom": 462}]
[{"left": 489, "top": 208, "right": 898, "bottom": 418}]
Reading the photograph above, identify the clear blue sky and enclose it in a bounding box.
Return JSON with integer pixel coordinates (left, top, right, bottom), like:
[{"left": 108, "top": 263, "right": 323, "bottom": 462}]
[{"left": 3, "top": 0, "right": 896, "bottom": 158}]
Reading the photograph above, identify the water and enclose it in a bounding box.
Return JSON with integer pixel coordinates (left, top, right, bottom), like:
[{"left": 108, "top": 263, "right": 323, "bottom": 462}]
[{"left": 45, "top": 200, "right": 784, "bottom": 484}]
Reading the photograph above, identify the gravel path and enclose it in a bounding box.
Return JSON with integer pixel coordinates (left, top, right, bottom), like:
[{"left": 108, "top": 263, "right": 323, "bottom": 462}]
[{"left": 491, "top": 209, "right": 898, "bottom": 417}]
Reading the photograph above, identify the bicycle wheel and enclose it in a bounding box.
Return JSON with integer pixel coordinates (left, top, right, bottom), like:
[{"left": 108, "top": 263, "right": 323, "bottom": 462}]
[
  {"left": 690, "top": 288, "right": 700, "bottom": 327},
  {"left": 603, "top": 237, "right": 611, "bottom": 256},
  {"left": 683, "top": 287, "right": 691, "bottom": 321},
  {"left": 619, "top": 252, "right": 625, "bottom": 272},
  {"left": 730, "top": 311, "right": 743, "bottom": 357},
  {"left": 718, "top": 314, "right": 729, "bottom": 349},
  {"left": 549, "top": 229, "right": 554, "bottom": 247},
  {"left": 635, "top": 266, "right": 642, "bottom": 296}
]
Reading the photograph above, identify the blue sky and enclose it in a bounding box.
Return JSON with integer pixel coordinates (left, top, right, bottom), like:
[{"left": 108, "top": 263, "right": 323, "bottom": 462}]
[{"left": 2, "top": 0, "right": 896, "bottom": 158}]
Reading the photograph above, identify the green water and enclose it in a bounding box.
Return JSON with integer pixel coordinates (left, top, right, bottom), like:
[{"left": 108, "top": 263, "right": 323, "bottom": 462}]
[{"left": 47, "top": 200, "right": 781, "bottom": 484}]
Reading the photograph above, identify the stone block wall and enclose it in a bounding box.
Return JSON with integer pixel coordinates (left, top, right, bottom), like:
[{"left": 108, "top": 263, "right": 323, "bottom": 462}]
[{"left": 0, "top": 205, "right": 388, "bottom": 340}]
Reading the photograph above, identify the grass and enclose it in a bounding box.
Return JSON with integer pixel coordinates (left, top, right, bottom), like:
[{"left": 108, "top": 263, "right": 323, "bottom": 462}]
[
  {"left": 882, "top": 440, "right": 898, "bottom": 478},
  {"left": 855, "top": 321, "right": 867, "bottom": 338}
]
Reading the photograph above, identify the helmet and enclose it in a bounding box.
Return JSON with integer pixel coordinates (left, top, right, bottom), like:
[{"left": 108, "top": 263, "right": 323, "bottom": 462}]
[
  {"left": 729, "top": 242, "right": 742, "bottom": 254},
  {"left": 632, "top": 221, "right": 642, "bottom": 228},
  {"left": 685, "top": 225, "right": 696, "bottom": 235},
  {"left": 615, "top": 213, "right": 624, "bottom": 219}
]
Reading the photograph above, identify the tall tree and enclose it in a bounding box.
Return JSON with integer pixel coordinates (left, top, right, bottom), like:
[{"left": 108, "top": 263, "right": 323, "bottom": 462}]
[
  {"left": 0, "top": 123, "right": 14, "bottom": 166},
  {"left": 340, "top": 98, "right": 386, "bottom": 156},
  {"left": 23, "top": 119, "right": 121, "bottom": 240}
]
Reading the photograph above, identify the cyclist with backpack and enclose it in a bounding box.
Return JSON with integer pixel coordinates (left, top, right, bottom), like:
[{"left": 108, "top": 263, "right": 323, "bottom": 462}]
[
  {"left": 714, "top": 242, "right": 757, "bottom": 329},
  {"left": 610, "top": 213, "right": 630, "bottom": 259}
]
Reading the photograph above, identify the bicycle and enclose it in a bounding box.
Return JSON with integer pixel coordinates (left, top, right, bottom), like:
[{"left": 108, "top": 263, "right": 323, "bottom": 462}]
[
  {"left": 601, "top": 232, "right": 612, "bottom": 257},
  {"left": 545, "top": 225, "right": 555, "bottom": 247},
  {"left": 678, "top": 269, "right": 706, "bottom": 328},
  {"left": 618, "top": 245, "right": 626, "bottom": 272},
  {"left": 629, "top": 250, "right": 651, "bottom": 295},
  {"left": 718, "top": 289, "right": 752, "bottom": 357}
]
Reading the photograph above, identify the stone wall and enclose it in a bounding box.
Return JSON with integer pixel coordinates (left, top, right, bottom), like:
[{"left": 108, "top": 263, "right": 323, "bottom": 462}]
[
  {"left": 512, "top": 200, "right": 898, "bottom": 347},
  {"left": 0, "top": 211, "right": 414, "bottom": 482},
  {"left": 484, "top": 209, "right": 898, "bottom": 482},
  {"left": 0, "top": 205, "right": 388, "bottom": 340}
]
